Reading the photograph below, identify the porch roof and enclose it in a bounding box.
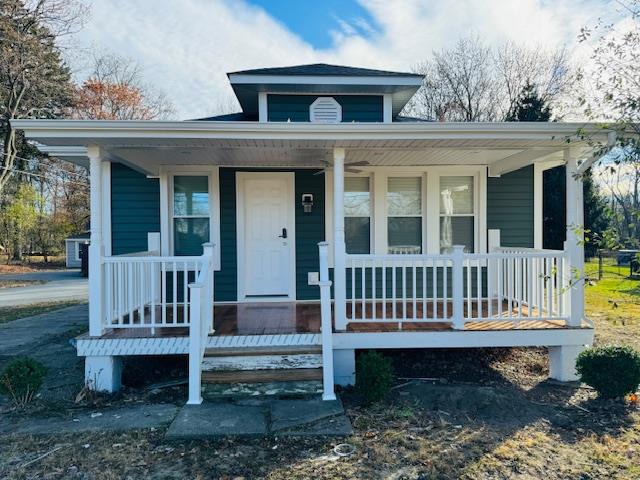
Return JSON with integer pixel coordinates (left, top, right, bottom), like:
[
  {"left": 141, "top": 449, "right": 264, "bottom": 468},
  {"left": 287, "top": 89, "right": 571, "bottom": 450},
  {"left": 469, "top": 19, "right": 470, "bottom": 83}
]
[{"left": 13, "top": 119, "right": 613, "bottom": 176}]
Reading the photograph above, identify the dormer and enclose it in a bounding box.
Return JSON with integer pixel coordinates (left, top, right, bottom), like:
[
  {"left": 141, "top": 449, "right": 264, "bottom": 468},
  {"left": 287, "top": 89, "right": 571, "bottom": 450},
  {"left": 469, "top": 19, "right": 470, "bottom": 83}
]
[{"left": 226, "top": 63, "right": 423, "bottom": 123}]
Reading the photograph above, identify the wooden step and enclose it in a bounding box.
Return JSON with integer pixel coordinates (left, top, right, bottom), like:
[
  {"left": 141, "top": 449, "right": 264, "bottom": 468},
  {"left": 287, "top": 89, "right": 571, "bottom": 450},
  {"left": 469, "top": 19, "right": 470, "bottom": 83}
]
[
  {"left": 204, "top": 345, "right": 321, "bottom": 357},
  {"left": 202, "top": 353, "right": 322, "bottom": 372},
  {"left": 202, "top": 368, "right": 323, "bottom": 384}
]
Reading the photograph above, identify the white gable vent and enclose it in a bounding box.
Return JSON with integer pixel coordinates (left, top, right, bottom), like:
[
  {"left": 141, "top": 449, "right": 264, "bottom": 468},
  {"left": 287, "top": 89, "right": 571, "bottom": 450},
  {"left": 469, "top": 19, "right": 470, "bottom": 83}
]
[{"left": 310, "top": 97, "right": 342, "bottom": 123}]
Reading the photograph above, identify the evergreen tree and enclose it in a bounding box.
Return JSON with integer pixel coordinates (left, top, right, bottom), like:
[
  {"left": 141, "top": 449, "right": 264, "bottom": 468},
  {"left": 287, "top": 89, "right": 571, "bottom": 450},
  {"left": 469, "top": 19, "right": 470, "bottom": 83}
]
[{"left": 505, "top": 81, "right": 551, "bottom": 122}]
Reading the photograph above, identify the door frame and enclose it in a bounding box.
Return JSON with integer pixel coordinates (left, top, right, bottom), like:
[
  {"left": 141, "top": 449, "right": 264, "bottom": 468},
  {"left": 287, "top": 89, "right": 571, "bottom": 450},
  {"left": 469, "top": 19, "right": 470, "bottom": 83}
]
[{"left": 236, "top": 171, "right": 296, "bottom": 302}]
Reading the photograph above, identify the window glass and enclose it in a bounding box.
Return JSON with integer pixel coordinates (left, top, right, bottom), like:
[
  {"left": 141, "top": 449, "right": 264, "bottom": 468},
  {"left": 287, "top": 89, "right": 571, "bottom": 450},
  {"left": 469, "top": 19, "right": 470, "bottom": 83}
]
[
  {"left": 174, "top": 176, "right": 209, "bottom": 216},
  {"left": 173, "top": 175, "right": 210, "bottom": 256},
  {"left": 440, "top": 217, "right": 474, "bottom": 253},
  {"left": 387, "top": 177, "right": 422, "bottom": 254},
  {"left": 345, "top": 177, "right": 371, "bottom": 254},
  {"left": 387, "top": 177, "right": 421, "bottom": 216},
  {"left": 440, "top": 176, "right": 474, "bottom": 252},
  {"left": 344, "top": 177, "right": 370, "bottom": 217},
  {"left": 174, "top": 218, "right": 210, "bottom": 256},
  {"left": 388, "top": 217, "right": 422, "bottom": 254},
  {"left": 439, "top": 176, "right": 473, "bottom": 215}
]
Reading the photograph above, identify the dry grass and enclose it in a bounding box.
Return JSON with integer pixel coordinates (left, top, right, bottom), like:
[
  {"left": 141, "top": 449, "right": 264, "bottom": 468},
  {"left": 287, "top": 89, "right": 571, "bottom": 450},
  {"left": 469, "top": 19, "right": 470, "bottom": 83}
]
[{"left": 0, "top": 255, "right": 66, "bottom": 273}]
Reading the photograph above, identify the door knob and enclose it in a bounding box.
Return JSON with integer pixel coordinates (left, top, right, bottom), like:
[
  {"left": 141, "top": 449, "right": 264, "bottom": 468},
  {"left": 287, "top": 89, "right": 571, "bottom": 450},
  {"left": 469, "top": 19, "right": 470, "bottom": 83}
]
[{"left": 278, "top": 228, "right": 288, "bottom": 239}]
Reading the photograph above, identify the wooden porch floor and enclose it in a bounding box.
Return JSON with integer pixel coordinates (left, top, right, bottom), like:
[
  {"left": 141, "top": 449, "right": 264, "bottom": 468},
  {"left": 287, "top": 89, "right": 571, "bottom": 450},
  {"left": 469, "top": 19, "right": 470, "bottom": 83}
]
[{"left": 97, "top": 301, "right": 577, "bottom": 339}]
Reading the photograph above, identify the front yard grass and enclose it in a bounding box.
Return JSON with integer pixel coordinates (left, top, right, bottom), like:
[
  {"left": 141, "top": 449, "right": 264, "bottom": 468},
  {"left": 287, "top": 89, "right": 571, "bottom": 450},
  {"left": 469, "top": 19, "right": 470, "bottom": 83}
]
[
  {"left": 0, "top": 300, "right": 84, "bottom": 324},
  {"left": 0, "top": 262, "right": 639, "bottom": 478}
]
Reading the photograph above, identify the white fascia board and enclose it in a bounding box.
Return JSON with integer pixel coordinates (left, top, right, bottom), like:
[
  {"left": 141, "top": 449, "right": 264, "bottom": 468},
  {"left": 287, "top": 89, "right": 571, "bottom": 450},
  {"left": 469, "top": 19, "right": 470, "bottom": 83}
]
[
  {"left": 38, "top": 145, "right": 88, "bottom": 157},
  {"left": 228, "top": 74, "right": 424, "bottom": 87},
  {"left": 333, "top": 328, "right": 594, "bottom": 350},
  {"left": 12, "top": 120, "right": 616, "bottom": 143}
]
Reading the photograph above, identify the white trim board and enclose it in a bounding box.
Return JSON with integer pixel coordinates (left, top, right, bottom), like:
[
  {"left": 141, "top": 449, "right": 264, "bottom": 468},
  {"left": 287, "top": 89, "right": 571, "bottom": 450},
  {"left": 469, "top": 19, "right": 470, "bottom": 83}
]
[
  {"left": 159, "top": 166, "right": 221, "bottom": 270},
  {"left": 236, "top": 172, "right": 297, "bottom": 301},
  {"left": 333, "top": 327, "right": 594, "bottom": 350}
]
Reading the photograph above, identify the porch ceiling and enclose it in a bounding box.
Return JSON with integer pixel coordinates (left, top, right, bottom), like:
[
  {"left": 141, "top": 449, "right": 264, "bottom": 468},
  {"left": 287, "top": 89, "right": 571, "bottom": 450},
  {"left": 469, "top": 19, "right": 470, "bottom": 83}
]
[{"left": 13, "top": 120, "right": 609, "bottom": 176}]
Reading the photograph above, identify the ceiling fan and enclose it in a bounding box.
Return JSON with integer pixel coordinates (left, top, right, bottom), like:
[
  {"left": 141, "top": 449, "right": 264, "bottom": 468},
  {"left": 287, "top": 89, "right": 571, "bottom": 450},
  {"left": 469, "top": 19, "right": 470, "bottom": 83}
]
[{"left": 313, "top": 159, "right": 369, "bottom": 175}]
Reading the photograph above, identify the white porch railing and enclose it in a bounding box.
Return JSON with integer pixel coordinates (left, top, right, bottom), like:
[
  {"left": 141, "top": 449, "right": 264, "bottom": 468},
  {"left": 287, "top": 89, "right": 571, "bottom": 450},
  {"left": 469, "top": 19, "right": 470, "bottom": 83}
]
[
  {"left": 101, "top": 253, "right": 209, "bottom": 330},
  {"left": 341, "top": 246, "right": 570, "bottom": 329}
]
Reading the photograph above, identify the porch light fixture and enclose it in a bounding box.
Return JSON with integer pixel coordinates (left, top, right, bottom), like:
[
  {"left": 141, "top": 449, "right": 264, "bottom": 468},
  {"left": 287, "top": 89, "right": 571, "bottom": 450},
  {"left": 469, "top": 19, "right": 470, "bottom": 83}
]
[{"left": 301, "top": 193, "right": 314, "bottom": 213}]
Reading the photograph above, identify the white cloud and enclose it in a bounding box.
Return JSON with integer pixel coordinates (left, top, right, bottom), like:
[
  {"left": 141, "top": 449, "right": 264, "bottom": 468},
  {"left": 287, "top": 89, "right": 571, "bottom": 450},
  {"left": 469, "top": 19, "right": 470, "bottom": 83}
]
[{"left": 69, "top": 0, "right": 606, "bottom": 119}]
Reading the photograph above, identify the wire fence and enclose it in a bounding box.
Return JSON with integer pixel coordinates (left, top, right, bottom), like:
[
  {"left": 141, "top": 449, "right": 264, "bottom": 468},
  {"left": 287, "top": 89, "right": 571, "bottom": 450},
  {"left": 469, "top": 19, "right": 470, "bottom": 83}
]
[{"left": 587, "top": 250, "right": 640, "bottom": 281}]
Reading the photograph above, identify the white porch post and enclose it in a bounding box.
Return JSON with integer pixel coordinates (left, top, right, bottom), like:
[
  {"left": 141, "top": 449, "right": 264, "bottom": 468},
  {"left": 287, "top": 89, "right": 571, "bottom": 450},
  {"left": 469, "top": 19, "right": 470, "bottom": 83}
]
[
  {"left": 333, "top": 147, "right": 347, "bottom": 331},
  {"left": 451, "top": 245, "right": 466, "bottom": 330},
  {"left": 318, "top": 242, "right": 336, "bottom": 400},
  {"left": 88, "top": 146, "right": 104, "bottom": 337},
  {"left": 565, "top": 149, "right": 585, "bottom": 327}
]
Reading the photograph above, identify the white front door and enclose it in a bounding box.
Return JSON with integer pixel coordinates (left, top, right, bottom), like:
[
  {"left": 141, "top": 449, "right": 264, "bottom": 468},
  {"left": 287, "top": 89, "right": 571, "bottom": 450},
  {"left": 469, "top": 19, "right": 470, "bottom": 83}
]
[{"left": 238, "top": 172, "right": 295, "bottom": 298}]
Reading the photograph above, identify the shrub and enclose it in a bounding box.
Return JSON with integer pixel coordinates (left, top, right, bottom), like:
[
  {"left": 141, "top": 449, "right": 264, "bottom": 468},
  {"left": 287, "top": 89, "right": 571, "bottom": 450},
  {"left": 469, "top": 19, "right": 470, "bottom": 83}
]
[
  {"left": 0, "top": 357, "right": 47, "bottom": 408},
  {"left": 576, "top": 345, "right": 640, "bottom": 399},
  {"left": 356, "top": 350, "right": 394, "bottom": 403}
]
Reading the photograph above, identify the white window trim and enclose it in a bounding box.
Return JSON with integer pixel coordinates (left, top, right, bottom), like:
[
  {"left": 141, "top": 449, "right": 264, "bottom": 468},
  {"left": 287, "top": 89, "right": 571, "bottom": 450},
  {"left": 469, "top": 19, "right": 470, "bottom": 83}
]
[
  {"left": 385, "top": 173, "right": 426, "bottom": 255},
  {"left": 74, "top": 241, "right": 82, "bottom": 261},
  {"left": 325, "top": 165, "right": 487, "bottom": 266},
  {"left": 159, "top": 166, "right": 221, "bottom": 270},
  {"left": 344, "top": 173, "right": 374, "bottom": 254}
]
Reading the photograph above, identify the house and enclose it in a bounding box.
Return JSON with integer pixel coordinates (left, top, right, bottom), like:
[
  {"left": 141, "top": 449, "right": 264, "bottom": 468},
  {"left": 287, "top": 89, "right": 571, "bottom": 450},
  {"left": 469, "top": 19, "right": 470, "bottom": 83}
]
[
  {"left": 65, "top": 232, "right": 90, "bottom": 268},
  {"left": 13, "top": 63, "right": 614, "bottom": 405}
]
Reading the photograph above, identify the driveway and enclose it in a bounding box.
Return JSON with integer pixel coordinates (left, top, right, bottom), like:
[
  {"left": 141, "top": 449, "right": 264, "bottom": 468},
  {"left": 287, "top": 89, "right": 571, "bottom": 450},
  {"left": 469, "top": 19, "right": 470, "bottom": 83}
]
[{"left": 0, "top": 270, "right": 88, "bottom": 307}]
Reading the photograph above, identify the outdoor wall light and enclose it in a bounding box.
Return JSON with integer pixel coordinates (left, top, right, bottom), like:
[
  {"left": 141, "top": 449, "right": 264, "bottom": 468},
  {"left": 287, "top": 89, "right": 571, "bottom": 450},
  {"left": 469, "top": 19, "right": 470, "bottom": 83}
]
[{"left": 301, "top": 193, "right": 314, "bottom": 213}]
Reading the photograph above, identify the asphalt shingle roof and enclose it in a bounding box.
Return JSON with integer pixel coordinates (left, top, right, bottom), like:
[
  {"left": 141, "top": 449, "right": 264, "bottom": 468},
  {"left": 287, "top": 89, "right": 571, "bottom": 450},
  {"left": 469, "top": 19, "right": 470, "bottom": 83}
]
[{"left": 228, "top": 63, "right": 421, "bottom": 78}]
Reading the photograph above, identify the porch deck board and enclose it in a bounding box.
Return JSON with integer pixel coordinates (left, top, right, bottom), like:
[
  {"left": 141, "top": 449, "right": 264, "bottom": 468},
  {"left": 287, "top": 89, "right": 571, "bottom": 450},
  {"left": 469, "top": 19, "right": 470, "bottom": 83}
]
[{"left": 94, "top": 300, "right": 578, "bottom": 340}]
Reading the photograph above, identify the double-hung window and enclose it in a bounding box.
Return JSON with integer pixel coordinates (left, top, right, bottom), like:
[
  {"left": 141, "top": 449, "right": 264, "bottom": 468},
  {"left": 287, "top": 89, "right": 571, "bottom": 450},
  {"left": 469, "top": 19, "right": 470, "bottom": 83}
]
[
  {"left": 344, "top": 177, "right": 371, "bottom": 254},
  {"left": 172, "top": 175, "right": 210, "bottom": 256},
  {"left": 439, "top": 176, "right": 474, "bottom": 253},
  {"left": 387, "top": 177, "right": 422, "bottom": 254}
]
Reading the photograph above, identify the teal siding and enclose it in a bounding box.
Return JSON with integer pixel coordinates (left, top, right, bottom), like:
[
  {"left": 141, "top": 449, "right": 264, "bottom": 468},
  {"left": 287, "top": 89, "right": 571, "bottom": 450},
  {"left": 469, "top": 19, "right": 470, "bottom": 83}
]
[
  {"left": 111, "top": 163, "right": 160, "bottom": 255},
  {"left": 267, "top": 94, "right": 383, "bottom": 122},
  {"left": 487, "top": 165, "right": 534, "bottom": 248},
  {"left": 295, "top": 170, "right": 326, "bottom": 300},
  {"left": 215, "top": 168, "right": 325, "bottom": 302}
]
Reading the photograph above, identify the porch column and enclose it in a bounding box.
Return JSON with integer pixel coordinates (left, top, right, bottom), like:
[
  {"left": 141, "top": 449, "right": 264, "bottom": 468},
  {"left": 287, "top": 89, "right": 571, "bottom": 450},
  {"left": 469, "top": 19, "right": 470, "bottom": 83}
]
[
  {"left": 565, "top": 149, "right": 584, "bottom": 327},
  {"left": 88, "top": 146, "right": 104, "bottom": 337},
  {"left": 333, "top": 147, "right": 347, "bottom": 331}
]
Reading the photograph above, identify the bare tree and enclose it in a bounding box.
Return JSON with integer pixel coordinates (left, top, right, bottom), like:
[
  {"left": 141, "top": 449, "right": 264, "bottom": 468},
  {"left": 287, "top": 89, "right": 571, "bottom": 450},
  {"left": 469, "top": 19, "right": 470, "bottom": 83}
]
[
  {"left": 0, "top": 0, "right": 86, "bottom": 195},
  {"left": 494, "top": 42, "right": 571, "bottom": 120},
  {"left": 405, "top": 36, "right": 572, "bottom": 122},
  {"left": 71, "top": 54, "right": 176, "bottom": 120}
]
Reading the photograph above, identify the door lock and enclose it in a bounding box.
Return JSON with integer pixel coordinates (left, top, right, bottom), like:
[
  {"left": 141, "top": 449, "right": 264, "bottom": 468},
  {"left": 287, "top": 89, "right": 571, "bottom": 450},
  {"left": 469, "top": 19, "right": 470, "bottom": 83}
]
[{"left": 278, "top": 228, "right": 288, "bottom": 239}]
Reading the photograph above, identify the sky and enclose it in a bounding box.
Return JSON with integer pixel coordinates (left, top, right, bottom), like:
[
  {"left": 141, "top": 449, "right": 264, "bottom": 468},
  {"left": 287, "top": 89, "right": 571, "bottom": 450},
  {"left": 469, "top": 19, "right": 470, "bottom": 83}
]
[{"left": 67, "top": 0, "right": 610, "bottom": 120}]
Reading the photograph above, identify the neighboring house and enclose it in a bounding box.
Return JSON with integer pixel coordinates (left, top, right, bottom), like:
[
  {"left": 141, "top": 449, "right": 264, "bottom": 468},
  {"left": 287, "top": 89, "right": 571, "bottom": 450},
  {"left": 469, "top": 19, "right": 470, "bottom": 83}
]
[
  {"left": 65, "top": 232, "right": 90, "bottom": 268},
  {"left": 14, "top": 64, "right": 614, "bottom": 405}
]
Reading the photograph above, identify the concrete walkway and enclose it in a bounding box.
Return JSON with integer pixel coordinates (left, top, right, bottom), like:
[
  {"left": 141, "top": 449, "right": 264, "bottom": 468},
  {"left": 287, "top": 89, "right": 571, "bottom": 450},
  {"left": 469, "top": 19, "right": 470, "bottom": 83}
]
[
  {"left": 0, "top": 303, "right": 88, "bottom": 405},
  {"left": 0, "top": 303, "right": 88, "bottom": 355},
  {"left": 0, "top": 270, "right": 87, "bottom": 307},
  {"left": 166, "top": 398, "right": 352, "bottom": 439}
]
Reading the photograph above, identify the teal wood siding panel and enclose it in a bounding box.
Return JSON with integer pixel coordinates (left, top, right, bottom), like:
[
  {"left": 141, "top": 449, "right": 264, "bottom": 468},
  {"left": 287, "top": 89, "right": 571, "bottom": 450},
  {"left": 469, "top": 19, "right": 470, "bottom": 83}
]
[
  {"left": 215, "top": 168, "right": 238, "bottom": 302},
  {"left": 215, "top": 168, "right": 325, "bottom": 302},
  {"left": 294, "top": 170, "right": 326, "bottom": 300},
  {"left": 111, "top": 163, "right": 160, "bottom": 255},
  {"left": 487, "top": 165, "right": 534, "bottom": 248},
  {"left": 267, "top": 94, "right": 383, "bottom": 122}
]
